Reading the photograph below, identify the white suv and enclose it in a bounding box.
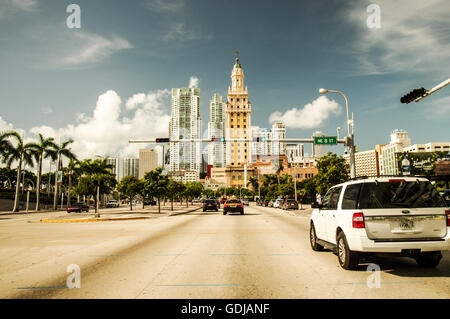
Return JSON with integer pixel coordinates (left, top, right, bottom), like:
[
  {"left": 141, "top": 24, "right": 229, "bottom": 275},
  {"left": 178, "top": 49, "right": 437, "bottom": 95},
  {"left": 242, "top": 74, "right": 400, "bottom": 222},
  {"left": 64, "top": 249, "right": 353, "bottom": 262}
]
[{"left": 309, "top": 177, "right": 450, "bottom": 270}]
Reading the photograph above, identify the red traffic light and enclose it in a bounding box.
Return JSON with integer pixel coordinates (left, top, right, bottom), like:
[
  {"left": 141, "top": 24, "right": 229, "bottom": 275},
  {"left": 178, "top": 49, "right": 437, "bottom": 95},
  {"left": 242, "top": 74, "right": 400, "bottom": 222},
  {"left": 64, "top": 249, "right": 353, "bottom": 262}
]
[
  {"left": 156, "top": 138, "right": 170, "bottom": 143},
  {"left": 401, "top": 87, "right": 426, "bottom": 104}
]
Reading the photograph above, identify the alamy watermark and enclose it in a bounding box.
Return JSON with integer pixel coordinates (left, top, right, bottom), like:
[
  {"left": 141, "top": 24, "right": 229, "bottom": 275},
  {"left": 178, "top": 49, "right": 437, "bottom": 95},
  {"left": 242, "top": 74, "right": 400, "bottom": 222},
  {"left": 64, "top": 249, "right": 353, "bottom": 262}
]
[
  {"left": 66, "top": 264, "right": 81, "bottom": 288},
  {"left": 366, "top": 263, "right": 381, "bottom": 288},
  {"left": 366, "top": 4, "right": 381, "bottom": 29},
  {"left": 66, "top": 4, "right": 81, "bottom": 29}
]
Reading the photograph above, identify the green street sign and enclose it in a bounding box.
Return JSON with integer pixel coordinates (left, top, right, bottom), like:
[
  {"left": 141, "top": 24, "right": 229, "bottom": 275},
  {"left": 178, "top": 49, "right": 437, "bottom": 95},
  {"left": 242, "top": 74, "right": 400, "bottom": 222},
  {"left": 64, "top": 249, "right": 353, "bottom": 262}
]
[{"left": 314, "top": 136, "right": 337, "bottom": 145}]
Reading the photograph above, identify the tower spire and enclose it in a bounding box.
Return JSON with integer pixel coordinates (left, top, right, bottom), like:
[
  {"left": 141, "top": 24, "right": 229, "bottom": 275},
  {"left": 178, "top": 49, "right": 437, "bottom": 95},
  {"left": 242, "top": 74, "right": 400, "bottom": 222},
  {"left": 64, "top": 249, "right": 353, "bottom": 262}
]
[{"left": 234, "top": 50, "right": 241, "bottom": 68}]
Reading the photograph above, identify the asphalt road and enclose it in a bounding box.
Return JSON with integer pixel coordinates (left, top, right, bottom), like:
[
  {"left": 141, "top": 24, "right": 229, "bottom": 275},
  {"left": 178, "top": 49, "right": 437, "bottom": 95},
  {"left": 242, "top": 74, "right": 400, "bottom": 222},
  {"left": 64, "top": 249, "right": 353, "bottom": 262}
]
[{"left": 1, "top": 203, "right": 449, "bottom": 299}]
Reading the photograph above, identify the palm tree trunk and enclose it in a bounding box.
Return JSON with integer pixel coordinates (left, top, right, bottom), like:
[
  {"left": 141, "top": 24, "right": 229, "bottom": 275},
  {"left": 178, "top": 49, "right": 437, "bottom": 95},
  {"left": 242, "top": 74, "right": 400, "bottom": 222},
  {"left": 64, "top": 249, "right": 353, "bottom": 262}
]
[
  {"left": 67, "top": 173, "right": 72, "bottom": 207},
  {"left": 53, "top": 152, "right": 60, "bottom": 210},
  {"left": 12, "top": 155, "right": 23, "bottom": 212},
  {"left": 158, "top": 197, "right": 161, "bottom": 213},
  {"left": 35, "top": 155, "right": 42, "bottom": 211},
  {"left": 171, "top": 197, "right": 173, "bottom": 211}
]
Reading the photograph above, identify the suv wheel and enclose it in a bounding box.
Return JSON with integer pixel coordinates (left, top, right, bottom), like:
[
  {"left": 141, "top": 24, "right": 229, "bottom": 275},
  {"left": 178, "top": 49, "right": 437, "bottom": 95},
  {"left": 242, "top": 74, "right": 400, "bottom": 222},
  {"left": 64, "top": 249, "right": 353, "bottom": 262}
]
[
  {"left": 309, "top": 223, "right": 324, "bottom": 251},
  {"left": 336, "top": 232, "right": 359, "bottom": 270},
  {"left": 415, "top": 251, "right": 442, "bottom": 268}
]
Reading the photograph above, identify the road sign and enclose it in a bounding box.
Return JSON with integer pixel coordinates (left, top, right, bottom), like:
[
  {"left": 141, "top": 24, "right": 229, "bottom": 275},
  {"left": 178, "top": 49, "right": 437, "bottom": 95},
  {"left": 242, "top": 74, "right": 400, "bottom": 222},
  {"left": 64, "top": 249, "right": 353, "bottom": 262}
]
[{"left": 314, "top": 136, "right": 337, "bottom": 145}]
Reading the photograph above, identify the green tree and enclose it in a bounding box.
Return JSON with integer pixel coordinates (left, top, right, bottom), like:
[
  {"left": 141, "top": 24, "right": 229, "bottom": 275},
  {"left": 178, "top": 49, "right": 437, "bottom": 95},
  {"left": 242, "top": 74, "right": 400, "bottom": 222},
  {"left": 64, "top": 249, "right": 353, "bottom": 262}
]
[
  {"left": 28, "top": 134, "right": 58, "bottom": 211},
  {"left": 117, "top": 176, "right": 142, "bottom": 211},
  {"left": 52, "top": 139, "right": 77, "bottom": 210},
  {"left": 1, "top": 131, "right": 37, "bottom": 212},
  {"left": 167, "top": 179, "right": 186, "bottom": 211},
  {"left": 202, "top": 188, "right": 215, "bottom": 198},
  {"left": 314, "top": 152, "right": 350, "bottom": 194},
  {"left": 143, "top": 167, "right": 169, "bottom": 213},
  {"left": 247, "top": 176, "right": 259, "bottom": 191},
  {"left": 217, "top": 187, "right": 226, "bottom": 197},
  {"left": 185, "top": 182, "right": 204, "bottom": 203}
]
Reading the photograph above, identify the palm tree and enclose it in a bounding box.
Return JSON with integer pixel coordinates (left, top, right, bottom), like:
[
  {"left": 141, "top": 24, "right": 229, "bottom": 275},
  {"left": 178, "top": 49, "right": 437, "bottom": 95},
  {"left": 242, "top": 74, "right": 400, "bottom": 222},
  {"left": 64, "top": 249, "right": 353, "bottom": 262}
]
[
  {"left": 65, "top": 159, "right": 82, "bottom": 206},
  {"left": 276, "top": 161, "right": 284, "bottom": 186},
  {"left": 247, "top": 176, "right": 259, "bottom": 191},
  {"left": 28, "top": 134, "right": 58, "bottom": 211},
  {"left": 52, "top": 139, "right": 77, "bottom": 210},
  {"left": 1, "top": 131, "right": 37, "bottom": 212}
]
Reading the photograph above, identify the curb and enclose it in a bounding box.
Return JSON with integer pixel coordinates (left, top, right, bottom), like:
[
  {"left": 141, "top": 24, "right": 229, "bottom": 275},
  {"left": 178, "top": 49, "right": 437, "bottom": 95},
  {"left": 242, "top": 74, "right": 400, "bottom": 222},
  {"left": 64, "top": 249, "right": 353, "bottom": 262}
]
[{"left": 38, "top": 216, "right": 151, "bottom": 223}]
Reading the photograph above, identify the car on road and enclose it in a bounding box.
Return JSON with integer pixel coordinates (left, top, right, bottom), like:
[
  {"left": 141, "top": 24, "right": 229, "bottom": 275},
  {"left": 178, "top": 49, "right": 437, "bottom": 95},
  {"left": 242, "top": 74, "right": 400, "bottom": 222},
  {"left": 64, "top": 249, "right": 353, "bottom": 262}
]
[
  {"left": 309, "top": 177, "right": 450, "bottom": 270},
  {"left": 106, "top": 200, "right": 119, "bottom": 208},
  {"left": 202, "top": 199, "right": 219, "bottom": 212},
  {"left": 220, "top": 198, "right": 227, "bottom": 204},
  {"left": 66, "top": 202, "right": 89, "bottom": 213},
  {"left": 242, "top": 198, "right": 249, "bottom": 206},
  {"left": 144, "top": 199, "right": 157, "bottom": 206},
  {"left": 439, "top": 189, "right": 450, "bottom": 207},
  {"left": 223, "top": 199, "right": 244, "bottom": 215},
  {"left": 282, "top": 199, "right": 299, "bottom": 210}
]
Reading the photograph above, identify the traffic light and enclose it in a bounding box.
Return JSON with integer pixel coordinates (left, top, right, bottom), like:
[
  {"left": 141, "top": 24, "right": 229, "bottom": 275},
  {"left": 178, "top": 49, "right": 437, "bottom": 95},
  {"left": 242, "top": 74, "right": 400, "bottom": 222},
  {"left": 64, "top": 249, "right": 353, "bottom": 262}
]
[
  {"left": 211, "top": 138, "right": 216, "bottom": 142},
  {"left": 400, "top": 87, "right": 427, "bottom": 104},
  {"left": 221, "top": 137, "right": 225, "bottom": 142},
  {"left": 155, "top": 138, "right": 170, "bottom": 143}
]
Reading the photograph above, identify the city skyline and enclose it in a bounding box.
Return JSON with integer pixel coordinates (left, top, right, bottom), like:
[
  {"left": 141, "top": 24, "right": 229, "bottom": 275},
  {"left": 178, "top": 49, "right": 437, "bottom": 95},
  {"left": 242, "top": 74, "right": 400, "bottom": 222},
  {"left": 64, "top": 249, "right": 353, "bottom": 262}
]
[{"left": 0, "top": 0, "right": 449, "bottom": 163}]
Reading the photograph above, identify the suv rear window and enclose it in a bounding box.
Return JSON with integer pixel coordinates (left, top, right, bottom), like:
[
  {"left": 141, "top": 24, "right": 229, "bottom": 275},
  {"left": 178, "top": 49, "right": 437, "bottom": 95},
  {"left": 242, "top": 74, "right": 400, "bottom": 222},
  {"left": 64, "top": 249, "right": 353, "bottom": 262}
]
[
  {"left": 342, "top": 184, "right": 362, "bottom": 210},
  {"left": 204, "top": 200, "right": 216, "bottom": 204},
  {"left": 358, "top": 181, "right": 446, "bottom": 209}
]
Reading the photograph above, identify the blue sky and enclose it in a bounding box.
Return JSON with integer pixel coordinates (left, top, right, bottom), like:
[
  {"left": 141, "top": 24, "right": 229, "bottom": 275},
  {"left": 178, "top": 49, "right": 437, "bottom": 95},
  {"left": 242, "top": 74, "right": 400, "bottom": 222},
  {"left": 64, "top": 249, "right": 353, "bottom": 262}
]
[{"left": 0, "top": 0, "right": 449, "bottom": 160}]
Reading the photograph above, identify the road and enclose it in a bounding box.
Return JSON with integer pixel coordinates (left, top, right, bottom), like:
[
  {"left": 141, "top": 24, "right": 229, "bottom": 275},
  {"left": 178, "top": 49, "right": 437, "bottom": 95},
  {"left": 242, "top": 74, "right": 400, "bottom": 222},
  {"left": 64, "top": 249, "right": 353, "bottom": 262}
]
[{"left": 0, "top": 203, "right": 449, "bottom": 299}]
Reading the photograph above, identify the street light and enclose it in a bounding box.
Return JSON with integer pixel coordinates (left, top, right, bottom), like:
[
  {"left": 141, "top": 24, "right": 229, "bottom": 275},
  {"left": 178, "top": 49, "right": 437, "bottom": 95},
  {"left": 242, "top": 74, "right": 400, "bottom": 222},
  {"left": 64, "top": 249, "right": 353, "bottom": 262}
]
[{"left": 319, "top": 88, "right": 356, "bottom": 178}]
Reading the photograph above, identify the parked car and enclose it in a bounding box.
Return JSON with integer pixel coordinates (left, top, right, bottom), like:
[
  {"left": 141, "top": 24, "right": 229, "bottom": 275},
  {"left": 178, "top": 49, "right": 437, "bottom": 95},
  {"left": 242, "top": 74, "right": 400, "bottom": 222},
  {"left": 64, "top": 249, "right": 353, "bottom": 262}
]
[
  {"left": 282, "top": 199, "right": 299, "bottom": 210},
  {"left": 66, "top": 202, "right": 89, "bottom": 213},
  {"left": 242, "top": 198, "right": 249, "bottom": 206},
  {"left": 273, "top": 199, "right": 283, "bottom": 208},
  {"left": 268, "top": 199, "right": 276, "bottom": 207},
  {"left": 439, "top": 189, "right": 450, "bottom": 207},
  {"left": 220, "top": 198, "right": 227, "bottom": 204},
  {"left": 310, "top": 177, "right": 450, "bottom": 270},
  {"left": 202, "top": 199, "right": 219, "bottom": 212},
  {"left": 106, "top": 200, "right": 119, "bottom": 208},
  {"left": 263, "top": 199, "right": 270, "bottom": 207},
  {"left": 223, "top": 199, "right": 244, "bottom": 215}
]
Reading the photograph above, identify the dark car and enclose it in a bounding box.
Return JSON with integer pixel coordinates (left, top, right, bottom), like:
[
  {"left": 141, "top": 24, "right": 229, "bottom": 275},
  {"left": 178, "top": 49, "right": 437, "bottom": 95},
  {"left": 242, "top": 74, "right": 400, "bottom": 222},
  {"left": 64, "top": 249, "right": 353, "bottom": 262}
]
[
  {"left": 202, "top": 199, "right": 218, "bottom": 212},
  {"left": 282, "top": 199, "right": 299, "bottom": 210},
  {"left": 439, "top": 190, "right": 450, "bottom": 207},
  {"left": 144, "top": 199, "right": 157, "bottom": 206},
  {"left": 223, "top": 199, "right": 244, "bottom": 215},
  {"left": 67, "top": 202, "right": 89, "bottom": 213}
]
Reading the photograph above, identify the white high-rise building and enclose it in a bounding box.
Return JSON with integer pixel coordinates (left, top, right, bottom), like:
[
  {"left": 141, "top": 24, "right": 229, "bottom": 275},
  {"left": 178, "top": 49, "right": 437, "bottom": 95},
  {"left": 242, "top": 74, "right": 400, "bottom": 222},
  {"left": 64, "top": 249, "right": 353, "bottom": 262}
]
[
  {"left": 169, "top": 87, "right": 202, "bottom": 175},
  {"left": 207, "top": 93, "right": 226, "bottom": 167},
  {"left": 312, "top": 131, "right": 327, "bottom": 158},
  {"left": 381, "top": 129, "right": 411, "bottom": 175},
  {"left": 251, "top": 126, "right": 271, "bottom": 156},
  {"left": 123, "top": 157, "right": 139, "bottom": 178},
  {"left": 271, "top": 122, "right": 286, "bottom": 155},
  {"left": 106, "top": 158, "right": 120, "bottom": 182},
  {"left": 286, "top": 144, "right": 304, "bottom": 163}
]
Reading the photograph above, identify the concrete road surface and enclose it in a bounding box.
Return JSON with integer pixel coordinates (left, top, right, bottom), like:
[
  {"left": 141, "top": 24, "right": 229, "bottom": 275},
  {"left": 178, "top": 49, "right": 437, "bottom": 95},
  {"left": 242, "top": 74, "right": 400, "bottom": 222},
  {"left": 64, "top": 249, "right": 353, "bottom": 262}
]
[{"left": 1, "top": 203, "right": 449, "bottom": 299}]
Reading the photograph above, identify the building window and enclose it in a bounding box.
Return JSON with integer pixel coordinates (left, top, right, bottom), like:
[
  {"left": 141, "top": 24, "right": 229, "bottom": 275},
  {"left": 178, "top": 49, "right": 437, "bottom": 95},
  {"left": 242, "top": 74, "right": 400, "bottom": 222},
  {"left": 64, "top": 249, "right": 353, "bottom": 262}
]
[{"left": 237, "top": 98, "right": 240, "bottom": 102}]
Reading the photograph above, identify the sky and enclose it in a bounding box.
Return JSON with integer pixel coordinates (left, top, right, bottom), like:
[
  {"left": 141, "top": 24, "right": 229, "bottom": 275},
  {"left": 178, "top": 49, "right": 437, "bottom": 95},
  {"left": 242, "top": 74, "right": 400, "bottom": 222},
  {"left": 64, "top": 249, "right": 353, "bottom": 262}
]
[{"left": 0, "top": 0, "right": 449, "bottom": 166}]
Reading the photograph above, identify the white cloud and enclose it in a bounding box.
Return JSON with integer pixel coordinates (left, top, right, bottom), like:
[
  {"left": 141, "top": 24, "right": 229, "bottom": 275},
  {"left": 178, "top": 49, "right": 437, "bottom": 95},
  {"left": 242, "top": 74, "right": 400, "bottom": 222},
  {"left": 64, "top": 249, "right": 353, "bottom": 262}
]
[
  {"left": 269, "top": 96, "right": 341, "bottom": 129},
  {"left": 0, "top": 0, "right": 37, "bottom": 19},
  {"left": 346, "top": 0, "right": 450, "bottom": 75},
  {"left": 59, "top": 31, "right": 133, "bottom": 67},
  {"left": 188, "top": 76, "right": 199, "bottom": 88},
  {"left": 145, "top": 0, "right": 185, "bottom": 13},
  {"left": 40, "top": 107, "right": 53, "bottom": 115},
  {"left": 163, "top": 22, "right": 211, "bottom": 42},
  {"left": 29, "top": 89, "right": 171, "bottom": 160},
  {"left": 0, "top": 116, "right": 15, "bottom": 132}
]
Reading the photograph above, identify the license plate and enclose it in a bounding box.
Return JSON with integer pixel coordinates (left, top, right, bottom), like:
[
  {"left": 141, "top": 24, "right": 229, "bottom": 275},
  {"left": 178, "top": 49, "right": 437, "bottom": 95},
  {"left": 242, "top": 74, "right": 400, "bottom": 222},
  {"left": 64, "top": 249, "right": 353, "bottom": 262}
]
[{"left": 399, "top": 219, "right": 415, "bottom": 230}]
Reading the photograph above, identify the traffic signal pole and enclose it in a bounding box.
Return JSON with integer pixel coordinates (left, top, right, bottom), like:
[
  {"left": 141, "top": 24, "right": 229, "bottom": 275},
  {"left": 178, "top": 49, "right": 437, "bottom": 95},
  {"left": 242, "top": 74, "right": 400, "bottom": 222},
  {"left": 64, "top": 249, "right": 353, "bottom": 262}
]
[{"left": 414, "top": 78, "right": 450, "bottom": 102}]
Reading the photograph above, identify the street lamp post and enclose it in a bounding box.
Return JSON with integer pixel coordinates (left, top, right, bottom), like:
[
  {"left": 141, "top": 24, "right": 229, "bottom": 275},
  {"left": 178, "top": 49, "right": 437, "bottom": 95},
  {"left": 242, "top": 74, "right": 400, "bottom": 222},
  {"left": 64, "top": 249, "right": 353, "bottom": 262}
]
[{"left": 319, "top": 88, "right": 356, "bottom": 178}]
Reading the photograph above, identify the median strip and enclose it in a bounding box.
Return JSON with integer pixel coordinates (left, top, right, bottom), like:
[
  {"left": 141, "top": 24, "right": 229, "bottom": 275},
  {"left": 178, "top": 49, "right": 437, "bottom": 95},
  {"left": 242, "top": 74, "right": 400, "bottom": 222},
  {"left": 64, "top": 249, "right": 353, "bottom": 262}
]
[{"left": 39, "top": 216, "right": 151, "bottom": 223}]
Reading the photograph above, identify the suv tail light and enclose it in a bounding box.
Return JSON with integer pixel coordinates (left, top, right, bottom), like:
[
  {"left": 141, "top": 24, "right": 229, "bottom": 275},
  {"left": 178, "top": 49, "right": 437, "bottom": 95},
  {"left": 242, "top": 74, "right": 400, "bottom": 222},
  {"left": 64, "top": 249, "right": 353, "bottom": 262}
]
[
  {"left": 446, "top": 210, "right": 450, "bottom": 227},
  {"left": 223, "top": 204, "right": 228, "bottom": 208},
  {"left": 239, "top": 204, "right": 243, "bottom": 208},
  {"left": 352, "top": 212, "right": 365, "bottom": 228}
]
